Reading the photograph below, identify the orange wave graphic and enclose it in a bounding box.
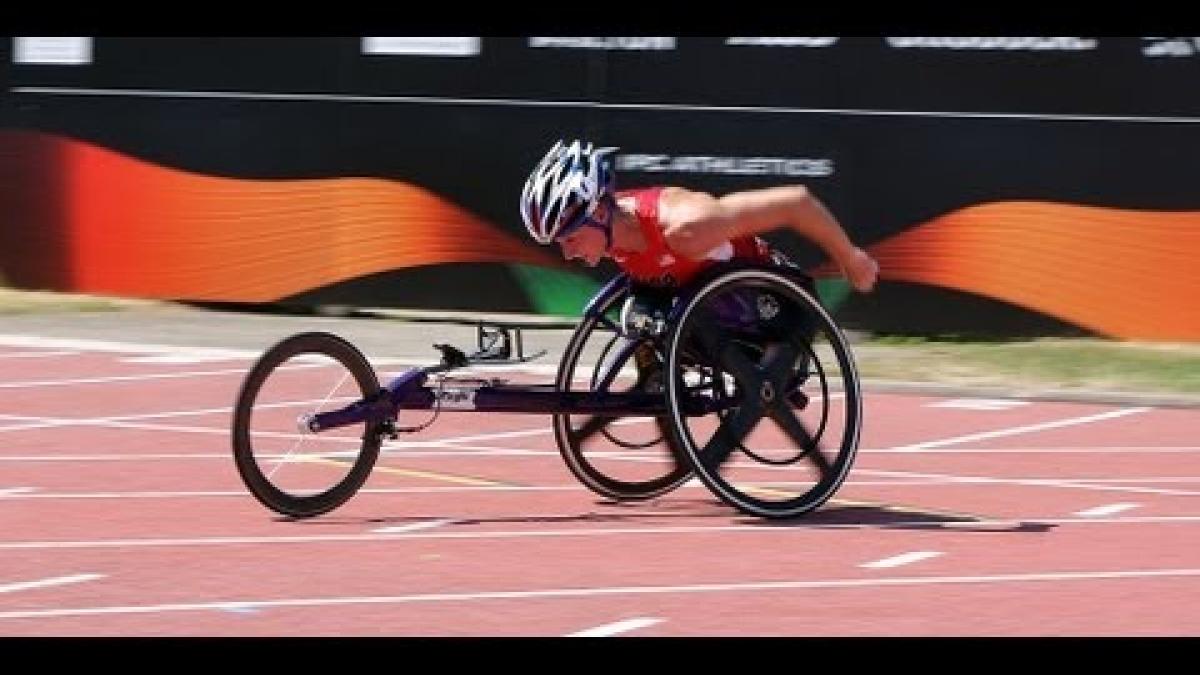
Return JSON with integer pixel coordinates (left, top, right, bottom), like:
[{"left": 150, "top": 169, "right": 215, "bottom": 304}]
[
  {"left": 5, "top": 131, "right": 558, "bottom": 302},
  {"left": 863, "top": 201, "right": 1200, "bottom": 340},
  {"left": 6, "top": 132, "right": 1199, "bottom": 338}
]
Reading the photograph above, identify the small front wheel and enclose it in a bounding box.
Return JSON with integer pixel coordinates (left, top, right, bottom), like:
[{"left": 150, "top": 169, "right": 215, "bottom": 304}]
[{"left": 232, "top": 332, "right": 382, "bottom": 518}]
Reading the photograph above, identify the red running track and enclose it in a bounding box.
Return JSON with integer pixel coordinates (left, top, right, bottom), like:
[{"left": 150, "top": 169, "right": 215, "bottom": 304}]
[{"left": 0, "top": 344, "right": 1197, "bottom": 636}]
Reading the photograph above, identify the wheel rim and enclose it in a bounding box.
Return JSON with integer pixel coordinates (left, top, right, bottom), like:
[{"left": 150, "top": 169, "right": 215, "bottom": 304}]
[{"left": 553, "top": 287, "right": 692, "bottom": 501}]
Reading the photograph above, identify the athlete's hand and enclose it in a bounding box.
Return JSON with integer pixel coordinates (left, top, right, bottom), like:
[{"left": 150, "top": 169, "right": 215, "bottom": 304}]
[{"left": 843, "top": 247, "right": 879, "bottom": 293}]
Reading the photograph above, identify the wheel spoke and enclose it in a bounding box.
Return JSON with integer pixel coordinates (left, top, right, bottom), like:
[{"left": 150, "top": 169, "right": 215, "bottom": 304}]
[
  {"left": 700, "top": 399, "right": 765, "bottom": 471},
  {"left": 718, "top": 343, "right": 761, "bottom": 387},
  {"left": 571, "top": 414, "right": 618, "bottom": 445},
  {"left": 593, "top": 337, "right": 640, "bottom": 393},
  {"left": 266, "top": 370, "right": 351, "bottom": 481},
  {"left": 768, "top": 402, "right": 832, "bottom": 478}
]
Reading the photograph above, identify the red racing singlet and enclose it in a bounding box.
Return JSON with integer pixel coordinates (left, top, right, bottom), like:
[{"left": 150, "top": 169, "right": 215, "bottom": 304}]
[{"left": 610, "top": 187, "right": 771, "bottom": 287}]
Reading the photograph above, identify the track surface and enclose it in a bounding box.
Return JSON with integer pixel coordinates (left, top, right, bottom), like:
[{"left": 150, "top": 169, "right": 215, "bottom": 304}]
[{"left": 0, "top": 313, "right": 1196, "bottom": 636}]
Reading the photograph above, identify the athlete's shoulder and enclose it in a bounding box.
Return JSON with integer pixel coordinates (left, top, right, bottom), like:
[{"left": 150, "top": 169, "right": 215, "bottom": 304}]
[
  {"left": 657, "top": 185, "right": 718, "bottom": 206},
  {"left": 616, "top": 185, "right": 668, "bottom": 200},
  {"left": 616, "top": 185, "right": 668, "bottom": 217},
  {"left": 633, "top": 186, "right": 695, "bottom": 217}
]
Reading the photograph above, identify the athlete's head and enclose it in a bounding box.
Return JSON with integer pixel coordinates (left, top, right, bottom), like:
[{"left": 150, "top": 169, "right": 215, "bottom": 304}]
[{"left": 519, "top": 139, "right": 618, "bottom": 249}]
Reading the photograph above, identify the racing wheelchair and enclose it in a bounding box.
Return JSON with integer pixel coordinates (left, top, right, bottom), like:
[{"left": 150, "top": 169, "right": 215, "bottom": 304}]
[{"left": 231, "top": 260, "right": 862, "bottom": 519}]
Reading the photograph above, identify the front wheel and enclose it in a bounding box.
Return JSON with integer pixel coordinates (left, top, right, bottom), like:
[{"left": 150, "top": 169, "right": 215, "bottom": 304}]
[{"left": 232, "top": 332, "right": 382, "bottom": 518}]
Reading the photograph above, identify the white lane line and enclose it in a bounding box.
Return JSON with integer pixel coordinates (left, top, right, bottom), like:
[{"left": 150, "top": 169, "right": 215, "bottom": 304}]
[
  {"left": 0, "top": 335, "right": 565, "bottom": 377},
  {"left": 0, "top": 573, "right": 104, "bottom": 594},
  {"left": 0, "top": 448, "right": 554, "bottom": 461},
  {"left": 0, "top": 418, "right": 263, "bottom": 435},
  {"left": 860, "top": 469, "right": 1200, "bottom": 497},
  {"left": 0, "top": 403, "right": 353, "bottom": 435},
  {"left": 0, "top": 486, "right": 581, "bottom": 500},
  {"left": 0, "top": 407, "right": 649, "bottom": 455},
  {"left": 123, "top": 354, "right": 252, "bottom": 364},
  {"left": 889, "top": 407, "right": 1151, "bottom": 452},
  {"left": 1075, "top": 503, "right": 1141, "bottom": 518},
  {"left": 0, "top": 367, "right": 278, "bottom": 389},
  {"left": 3, "top": 515, "right": 1200, "bottom": 552},
  {"left": 0, "top": 477, "right": 1194, "bottom": 502},
  {"left": 566, "top": 617, "right": 662, "bottom": 637},
  {"left": 216, "top": 603, "right": 261, "bottom": 615},
  {"left": 0, "top": 351, "right": 80, "bottom": 359},
  {"left": 2, "top": 567, "right": 1200, "bottom": 621},
  {"left": 0, "top": 487, "right": 37, "bottom": 497},
  {"left": 0, "top": 412, "right": 642, "bottom": 456},
  {"left": 926, "top": 399, "right": 1030, "bottom": 411},
  {"left": 372, "top": 519, "right": 458, "bottom": 534},
  {"left": 425, "top": 426, "right": 558, "bottom": 445},
  {"left": 0, "top": 334, "right": 257, "bottom": 359},
  {"left": 427, "top": 419, "right": 652, "bottom": 447},
  {"left": 860, "top": 551, "right": 943, "bottom": 569},
  {"left": 871, "top": 447, "right": 1200, "bottom": 454}
]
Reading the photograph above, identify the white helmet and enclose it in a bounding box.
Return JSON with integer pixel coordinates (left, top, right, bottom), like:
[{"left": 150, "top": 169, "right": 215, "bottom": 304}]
[{"left": 520, "top": 139, "right": 618, "bottom": 245}]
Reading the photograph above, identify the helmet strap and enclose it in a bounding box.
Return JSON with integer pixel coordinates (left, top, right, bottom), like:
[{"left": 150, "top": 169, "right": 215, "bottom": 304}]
[{"left": 592, "top": 194, "right": 617, "bottom": 252}]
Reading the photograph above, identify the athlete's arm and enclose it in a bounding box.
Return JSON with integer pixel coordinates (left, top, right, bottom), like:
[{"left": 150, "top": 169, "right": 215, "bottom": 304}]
[{"left": 660, "top": 185, "right": 878, "bottom": 291}]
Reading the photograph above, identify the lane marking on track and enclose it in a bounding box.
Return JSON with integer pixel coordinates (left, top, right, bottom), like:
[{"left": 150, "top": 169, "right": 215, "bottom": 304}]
[
  {"left": 0, "top": 334, "right": 257, "bottom": 358},
  {"left": 123, "top": 354, "right": 253, "bottom": 364},
  {"left": 1075, "top": 503, "right": 1141, "bottom": 518},
  {"left": 888, "top": 407, "right": 1151, "bottom": 452},
  {"left": 736, "top": 489, "right": 987, "bottom": 522},
  {"left": 927, "top": 399, "right": 1030, "bottom": 411},
  {"left": 3, "top": 568, "right": 1200, "bottom": 621},
  {"left": 372, "top": 519, "right": 458, "bottom": 534},
  {"left": 0, "top": 363, "right": 327, "bottom": 389},
  {"left": 216, "top": 603, "right": 261, "bottom": 614},
  {"left": 0, "top": 412, "right": 576, "bottom": 450},
  {"left": 860, "top": 551, "right": 943, "bottom": 569},
  {"left": 0, "top": 334, "right": 580, "bottom": 378},
  {"left": 0, "top": 573, "right": 104, "bottom": 594},
  {"left": 565, "top": 617, "right": 663, "bottom": 637},
  {"left": 0, "top": 351, "right": 80, "bottom": 359},
  {"left": 4, "top": 515, "right": 1200, "bottom": 552},
  {"left": 7, "top": 445, "right": 1200, "bottom": 460},
  {"left": 307, "top": 456, "right": 520, "bottom": 488},
  {"left": 828, "top": 497, "right": 985, "bottom": 521},
  {"left": 0, "top": 449, "right": 552, "bottom": 461},
  {"left": 0, "top": 486, "right": 580, "bottom": 500},
  {"left": 861, "top": 469, "right": 1200, "bottom": 498},
  {"left": 870, "top": 447, "right": 1200, "bottom": 454},
  {"left": 0, "top": 487, "right": 37, "bottom": 497}
]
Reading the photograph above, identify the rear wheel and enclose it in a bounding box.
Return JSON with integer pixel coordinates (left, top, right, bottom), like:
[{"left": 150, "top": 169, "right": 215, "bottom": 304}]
[
  {"left": 553, "top": 285, "right": 692, "bottom": 501},
  {"left": 664, "top": 266, "right": 862, "bottom": 519}
]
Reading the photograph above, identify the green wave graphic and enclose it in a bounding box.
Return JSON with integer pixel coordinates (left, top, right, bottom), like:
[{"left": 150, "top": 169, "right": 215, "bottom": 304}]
[{"left": 509, "top": 264, "right": 603, "bottom": 317}]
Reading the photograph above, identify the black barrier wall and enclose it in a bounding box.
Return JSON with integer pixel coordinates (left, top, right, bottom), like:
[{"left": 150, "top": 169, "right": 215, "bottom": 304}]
[{"left": 2, "top": 37, "right": 1199, "bottom": 339}]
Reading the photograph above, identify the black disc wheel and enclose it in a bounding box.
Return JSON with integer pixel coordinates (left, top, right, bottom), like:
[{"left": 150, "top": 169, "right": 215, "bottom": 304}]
[{"left": 664, "top": 266, "right": 862, "bottom": 519}]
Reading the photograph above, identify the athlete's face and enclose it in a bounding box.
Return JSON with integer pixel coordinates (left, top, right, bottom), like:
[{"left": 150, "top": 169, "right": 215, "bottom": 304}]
[
  {"left": 557, "top": 224, "right": 607, "bottom": 267},
  {"left": 556, "top": 201, "right": 613, "bottom": 267}
]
